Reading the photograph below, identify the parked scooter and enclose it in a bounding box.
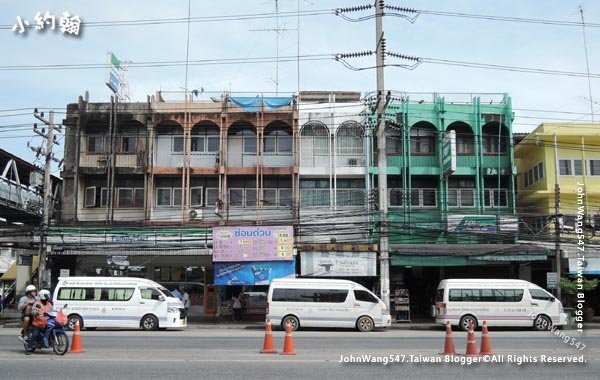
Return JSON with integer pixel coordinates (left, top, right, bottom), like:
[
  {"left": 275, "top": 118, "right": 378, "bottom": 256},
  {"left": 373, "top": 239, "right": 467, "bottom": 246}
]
[{"left": 22, "top": 305, "right": 70, "bottom": 355}]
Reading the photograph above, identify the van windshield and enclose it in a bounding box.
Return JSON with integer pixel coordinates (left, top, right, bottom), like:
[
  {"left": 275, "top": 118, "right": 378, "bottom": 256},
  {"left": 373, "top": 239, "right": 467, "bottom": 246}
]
[{"left": 158, "top": 287, "right": 174, "bottom": 298}]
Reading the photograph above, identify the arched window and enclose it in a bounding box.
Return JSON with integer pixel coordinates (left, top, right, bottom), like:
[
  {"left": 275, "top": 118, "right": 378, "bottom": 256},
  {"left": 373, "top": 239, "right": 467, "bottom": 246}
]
[
  {"left": 410, "top": 122, "right": 436, "bottom": 155},
  {"left": 336, "top": 121, "right": 363, "bottom": 155}
]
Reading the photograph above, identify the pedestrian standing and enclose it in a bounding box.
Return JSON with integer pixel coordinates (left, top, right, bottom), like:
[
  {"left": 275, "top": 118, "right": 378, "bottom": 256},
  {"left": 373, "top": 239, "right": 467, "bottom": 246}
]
[
  {"left": 181, "top": 288, "right": 190, "bottom": 319},
  {"left": 0, "top": 293, "right": 4, "bottom": 314},
  {"left": 232, "top": 294, "right": 242, "bottom": 322}
]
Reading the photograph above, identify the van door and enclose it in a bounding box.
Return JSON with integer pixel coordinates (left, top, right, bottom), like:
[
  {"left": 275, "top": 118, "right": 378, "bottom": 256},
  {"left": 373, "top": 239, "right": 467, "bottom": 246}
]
[
  {"left": 352, "top": 289, "right": 381, "bottom": 331},
  {"left": 139, "top": 287, "right": 167, "bottom": 328},
  {"left": 528, "top": 287, "right": 557, "bottom": 330}
]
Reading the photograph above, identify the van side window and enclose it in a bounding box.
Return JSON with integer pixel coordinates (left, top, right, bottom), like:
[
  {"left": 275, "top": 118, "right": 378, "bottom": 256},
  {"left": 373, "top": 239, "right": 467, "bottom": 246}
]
[
  {"left": 449, "top": 288, "right": 523, "bottom": 302},
  {"left": 435, "top": 289, "right": 444, "bottom": 303},
  {"left": 141, "top": 288, "right": 162, "bottom": 301},
  {"left": 354, "top": 290, "right": 378, "bottom": 303},
  {"left": 529, "top": 289, "right": 553, "bottom": 301},
  {"left": 57, "top": 287, "right": 134, "bottom": 301},
  {"left": 272, "top": 288, "right": 348, "bottom": 303}
]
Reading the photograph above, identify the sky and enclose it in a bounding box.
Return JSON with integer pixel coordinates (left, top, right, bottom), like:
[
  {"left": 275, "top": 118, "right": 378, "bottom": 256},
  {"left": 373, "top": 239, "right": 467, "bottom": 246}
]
[{"left": 1, "top": 0, "right": 600, "bottom": 174}]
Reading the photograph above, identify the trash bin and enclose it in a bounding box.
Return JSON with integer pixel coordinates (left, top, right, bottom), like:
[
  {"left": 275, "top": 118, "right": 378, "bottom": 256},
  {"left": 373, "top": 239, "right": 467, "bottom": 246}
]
[{"left": 562, "top": 308, "right": 573, "bottom": 330}]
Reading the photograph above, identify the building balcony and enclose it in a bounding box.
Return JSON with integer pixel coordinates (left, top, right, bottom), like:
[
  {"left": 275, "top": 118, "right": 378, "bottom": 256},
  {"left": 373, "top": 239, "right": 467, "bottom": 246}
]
[
  {"left": 263, "top": 153, "right": 294, "bottom": 167},
  {"left": 482, "top": 154, "right": 510, "bottom": 168}
]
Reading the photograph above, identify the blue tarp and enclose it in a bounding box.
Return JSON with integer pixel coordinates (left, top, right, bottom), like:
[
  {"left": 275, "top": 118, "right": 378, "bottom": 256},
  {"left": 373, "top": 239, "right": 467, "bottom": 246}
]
[
  {"left": 227, "top": 96, "right": 293, "bottom": 112},
  {"left": 214, "top": 259, "right": 296, "bottom": 286}
]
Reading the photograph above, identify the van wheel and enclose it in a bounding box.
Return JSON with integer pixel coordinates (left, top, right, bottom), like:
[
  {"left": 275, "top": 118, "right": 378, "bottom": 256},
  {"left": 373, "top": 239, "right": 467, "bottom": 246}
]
[
  {"left": 282, "top": 315, "right": 299, "bottom": 331},
  {"left": 459, "top": 315, "right": 478, "bottom": 331},
  {"left": 356, "top": 316, "right": 374, "bottom": 332},
  {"left": 67, "top": 315, "right": 83, "bottom": 331},
  {"left": 141, "top": 315, "right": 158, "bottom": 331},
  {"left": 534, "top": 315, "right": 551, "bottom": 331}
]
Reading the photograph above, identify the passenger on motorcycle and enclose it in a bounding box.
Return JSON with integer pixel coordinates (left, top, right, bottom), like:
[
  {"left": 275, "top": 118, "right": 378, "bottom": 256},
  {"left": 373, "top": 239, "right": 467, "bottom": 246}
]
[
  {"left": 25, "top": 289, "right": 53, "bottom": 355},
  {"left": 17, "top": 285, "right": 38, "bottom": 343}
]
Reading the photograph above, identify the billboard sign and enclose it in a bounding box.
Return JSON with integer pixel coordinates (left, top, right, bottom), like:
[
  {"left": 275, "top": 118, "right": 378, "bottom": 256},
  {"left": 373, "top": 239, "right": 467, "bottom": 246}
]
[
  {"left": 214, "top": 260, "right": 296, "bottom": 285},
  {"left": 212, "top": 226, "right": 294, "bottom": 262},
  {"left": 105, "top": 51, "right": 121, "bottom": 94},
  {"left": 300, "top": 252, "right": 376, "bottom": 277}
]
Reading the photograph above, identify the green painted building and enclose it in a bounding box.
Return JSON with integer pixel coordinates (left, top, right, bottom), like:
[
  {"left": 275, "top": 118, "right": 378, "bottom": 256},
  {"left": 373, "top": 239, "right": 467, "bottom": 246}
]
[{"left": 368, "top": 94, "right": 548, "bottom": 316}]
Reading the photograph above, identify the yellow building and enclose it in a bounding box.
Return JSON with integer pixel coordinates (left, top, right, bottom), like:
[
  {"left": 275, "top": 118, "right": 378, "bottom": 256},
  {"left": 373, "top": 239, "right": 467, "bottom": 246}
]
[{"left": 515, "top": 123, "right": 600, "bottom": 278}]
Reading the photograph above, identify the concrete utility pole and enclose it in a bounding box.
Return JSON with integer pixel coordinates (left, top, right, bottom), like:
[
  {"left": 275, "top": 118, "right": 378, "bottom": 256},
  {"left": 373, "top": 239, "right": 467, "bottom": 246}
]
[
  {"left": 31, "top": 109, "right": 61, "bottom": 289},
  {"left": 375, "top": 0, "right": 390, "bottom": 308}
]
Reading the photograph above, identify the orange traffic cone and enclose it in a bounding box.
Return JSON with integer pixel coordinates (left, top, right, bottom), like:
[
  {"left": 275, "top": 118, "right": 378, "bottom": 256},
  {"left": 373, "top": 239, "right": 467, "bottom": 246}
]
[
  {"left": 479, "top": 321, "right": 493, "bottom": 356},
  {"left": 439, "top": 321, "right": 457, "bottom": 355},
  {"left": 279, "top": 321, "right": 296, "bottom": 355},
  {"left": 465, "top": 322, "right": 478, "bottom": 356},
  {"left": 260, "top": 319, "right": 277, "bottom": 354},
  {"left": 69, "top": 320, "right": 84, "bottom": 353}
]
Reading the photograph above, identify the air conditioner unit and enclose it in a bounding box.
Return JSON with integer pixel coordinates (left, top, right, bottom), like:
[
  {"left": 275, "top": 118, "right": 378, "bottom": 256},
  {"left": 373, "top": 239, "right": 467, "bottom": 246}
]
[{"left": 188, "top": 208, "right": 203, "bottom": 220}]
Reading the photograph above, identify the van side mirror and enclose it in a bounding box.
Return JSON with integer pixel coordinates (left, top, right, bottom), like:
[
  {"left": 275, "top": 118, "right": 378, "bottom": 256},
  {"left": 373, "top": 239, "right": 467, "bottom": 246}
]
[
  {"left": 550, "top": 297, "right": 555, "bottom": 302},
  {"left": 158, "top": 295, "right": 165, "bottom": 301}
]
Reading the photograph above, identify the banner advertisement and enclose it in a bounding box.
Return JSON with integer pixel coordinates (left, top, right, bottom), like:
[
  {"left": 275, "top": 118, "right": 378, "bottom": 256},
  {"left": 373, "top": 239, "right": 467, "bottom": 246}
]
[
  {"left": 214, "top": 260, "right": 296, "bottom": 286},
  {"left": 301, "top": 252, "right": 377, "bottom": 277},
  {"left": 212, "top": 226, "right": 294, "bottom": 262},
  {"left": 447, "top": 215, "right": 518, "bottom": 233}
]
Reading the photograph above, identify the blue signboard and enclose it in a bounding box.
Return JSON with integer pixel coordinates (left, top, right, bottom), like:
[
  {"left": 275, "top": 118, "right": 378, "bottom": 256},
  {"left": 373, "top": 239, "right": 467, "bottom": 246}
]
[{"left": 214, "top": 259, "right": 296, "bottom": 286}]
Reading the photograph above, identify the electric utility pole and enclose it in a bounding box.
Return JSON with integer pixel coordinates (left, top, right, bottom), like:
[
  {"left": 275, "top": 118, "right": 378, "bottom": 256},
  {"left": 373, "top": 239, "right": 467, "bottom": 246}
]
[
  {"left": 30, "top": 109, "right": 62, "bottom": 289},
  {"left": 375, "top": 0, "right": 390, "bottom": 308}
]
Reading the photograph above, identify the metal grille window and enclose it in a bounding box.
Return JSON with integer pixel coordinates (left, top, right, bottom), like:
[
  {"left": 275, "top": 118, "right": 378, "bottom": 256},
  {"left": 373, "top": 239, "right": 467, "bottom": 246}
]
[
  {"left": 300, "top": 179, "right": 330, "bottom": 207},
  {"left": 173, "top": 136, "right": 184, "bottom": 153},
  {"left": 190, "top": 187, "right": 203, "bottom": 207},
  {"left": 336, "top": 179, "right": 365, "bottom": 207},
  {"left": 116, "top": 188, "right": 144, "bottom": 208},
  {"left": 336, "top": 121, "right": 364, "bottom": 156},
  {"left": 389, "top": 189, "right": 404, "bottom": 206}
]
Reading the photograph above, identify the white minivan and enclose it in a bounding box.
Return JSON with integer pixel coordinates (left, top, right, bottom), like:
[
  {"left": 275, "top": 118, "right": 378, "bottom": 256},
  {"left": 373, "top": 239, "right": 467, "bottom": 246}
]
[
  {"left": 434, "top": 279, "right": 567, "bottom": 331},
  {"left": 266, "top": 278, "right": 392, "bottom": 332},
  {"left": 53, "top": 277, "right": 186, "bottom": 330}
]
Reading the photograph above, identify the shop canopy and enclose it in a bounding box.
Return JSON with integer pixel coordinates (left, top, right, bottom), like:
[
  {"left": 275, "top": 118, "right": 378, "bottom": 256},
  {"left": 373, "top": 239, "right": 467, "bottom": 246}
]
[{"left": 0, "top": 255, "right": 39, "bottom": 281}]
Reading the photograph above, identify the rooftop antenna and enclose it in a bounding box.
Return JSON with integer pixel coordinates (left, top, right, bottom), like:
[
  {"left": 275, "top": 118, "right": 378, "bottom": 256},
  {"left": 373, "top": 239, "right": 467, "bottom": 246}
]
[
  {"left": 249, "top": 0, "right": 297, "bottom": 95},
  {"left": 580, "top": 5, "right": 594, "bottom": 122}
]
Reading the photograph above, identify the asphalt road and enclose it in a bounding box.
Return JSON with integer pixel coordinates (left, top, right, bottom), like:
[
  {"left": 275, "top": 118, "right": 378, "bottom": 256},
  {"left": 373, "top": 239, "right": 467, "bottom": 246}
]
[{"left": 0, "top": 328, "right": 598, "bottom": 380}]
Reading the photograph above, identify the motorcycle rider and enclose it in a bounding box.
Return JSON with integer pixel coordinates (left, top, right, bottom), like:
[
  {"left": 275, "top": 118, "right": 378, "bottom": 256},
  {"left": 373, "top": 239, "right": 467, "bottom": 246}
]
[
  {"left": 17, "top": 285, "right": 38, "bottom": 343},
  {"left": 25, "top": 289, "right": 53, "bottom": 355}
]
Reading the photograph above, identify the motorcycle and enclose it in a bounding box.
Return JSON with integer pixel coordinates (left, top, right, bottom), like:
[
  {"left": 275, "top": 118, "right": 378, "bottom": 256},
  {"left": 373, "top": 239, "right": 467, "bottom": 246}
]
[{"left": 22, "top": 305, "right": 70, "bottom": 355}]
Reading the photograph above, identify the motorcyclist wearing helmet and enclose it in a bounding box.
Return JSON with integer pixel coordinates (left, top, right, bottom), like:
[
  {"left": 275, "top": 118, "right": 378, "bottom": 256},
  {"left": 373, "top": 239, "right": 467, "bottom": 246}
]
[
  {"left": 17, "top": 285, "right": 38, "bottom": 342},
  {"left": 25, "top": 289, "right": 53, "bottom": 354}
]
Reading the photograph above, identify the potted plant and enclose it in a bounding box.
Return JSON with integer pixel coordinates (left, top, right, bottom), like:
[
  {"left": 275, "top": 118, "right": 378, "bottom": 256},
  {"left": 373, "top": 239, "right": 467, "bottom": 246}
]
[{"left": 559, "top": 276, "right": 598, "bottom": 322}]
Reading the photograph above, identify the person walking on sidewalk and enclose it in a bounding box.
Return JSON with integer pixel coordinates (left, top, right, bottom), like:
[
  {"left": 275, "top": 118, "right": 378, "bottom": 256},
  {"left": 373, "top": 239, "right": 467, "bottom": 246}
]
[{"left": 232, "top": 294, "right": 242, "bottom": 322}]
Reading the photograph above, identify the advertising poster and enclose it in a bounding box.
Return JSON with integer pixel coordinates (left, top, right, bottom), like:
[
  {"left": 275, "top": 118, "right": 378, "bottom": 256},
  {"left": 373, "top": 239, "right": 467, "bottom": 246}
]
[{"left": 214, "top": 259, "right": 296, "bottom": 285}]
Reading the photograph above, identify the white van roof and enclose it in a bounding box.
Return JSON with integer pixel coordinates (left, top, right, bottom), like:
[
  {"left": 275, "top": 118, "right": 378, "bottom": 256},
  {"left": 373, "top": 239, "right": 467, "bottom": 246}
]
[
  {"left": 270, "top": 278, "right": 362, "bottom": 287},
  {"left": 57, "top": 277, "right": 161, "bottom": 286},
  {"left": 438, "top": 279, "right": 533, "bottom": 287}
]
